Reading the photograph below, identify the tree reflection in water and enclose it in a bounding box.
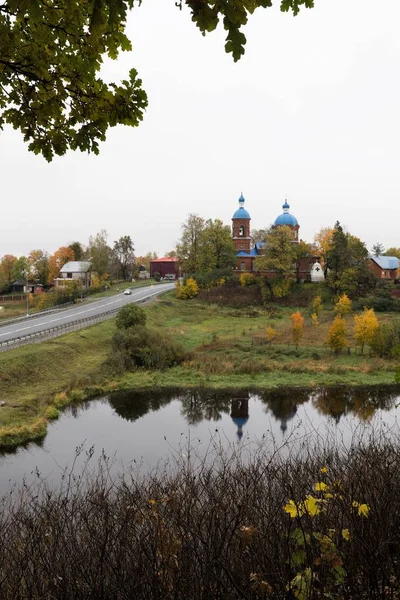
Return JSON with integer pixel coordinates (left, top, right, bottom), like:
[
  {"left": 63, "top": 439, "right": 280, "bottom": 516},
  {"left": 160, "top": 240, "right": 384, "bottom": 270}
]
[
  {"left": 107, "top": 385, "right": 400, "bottom": 436},
  {"left": 310, "top": 386, "right": 399, "bottom": 423}
]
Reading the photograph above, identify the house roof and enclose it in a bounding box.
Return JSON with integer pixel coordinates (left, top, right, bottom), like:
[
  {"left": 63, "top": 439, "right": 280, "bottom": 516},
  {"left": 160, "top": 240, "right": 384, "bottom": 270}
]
[
  {"left": 370, "top": 255, "right": 399, "bottom": 270},
  {"left": 11, "top": 280, "right": 36, "bottom": 286},
  {"left": 150, "top": 256, "right": 179, "bottom": 263},
  {"left": 60, "top": 261, "right": 92, "bottom": 273}
]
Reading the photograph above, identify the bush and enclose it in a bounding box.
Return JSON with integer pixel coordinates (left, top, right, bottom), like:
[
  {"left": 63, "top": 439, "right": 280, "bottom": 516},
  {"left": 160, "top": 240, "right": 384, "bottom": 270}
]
[
  {"left": 116, "top": 304, "right": 147, "bottom": 330},
  {"left": 176, "top": 277, "right": 199, "bottom": 299},
  {"left": 107, "top": 326, "right": 185, "bottom": 374},
  {"left": 153, "top": 272, "right": 161, "bottom": 282},
  {"left": 369, "top": 323, "right": 400, "bottom": 358},
  {"left": 188, "top": 268, "right": 236, "bottom": 290},
  {"left": 239, "top": 272, "right": 255, "bottom": 287},
  {"left": 362, "top": 294, "right": 400, "bottom": 312}
]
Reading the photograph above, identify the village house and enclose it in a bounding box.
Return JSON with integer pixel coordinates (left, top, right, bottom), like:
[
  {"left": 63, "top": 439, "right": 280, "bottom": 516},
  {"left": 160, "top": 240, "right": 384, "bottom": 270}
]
[
  {"left": 54, "top": 261, "right": 92, "bottom": 288},
  {"left": 369, "top": 255, "right": 399, "bottom": 280}
]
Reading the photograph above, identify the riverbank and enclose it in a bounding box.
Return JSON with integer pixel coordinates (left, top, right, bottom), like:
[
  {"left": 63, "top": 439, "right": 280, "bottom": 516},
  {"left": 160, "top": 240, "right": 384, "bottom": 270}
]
[{"left": 0, "top": 293, "right": 399, "bottom": 447}]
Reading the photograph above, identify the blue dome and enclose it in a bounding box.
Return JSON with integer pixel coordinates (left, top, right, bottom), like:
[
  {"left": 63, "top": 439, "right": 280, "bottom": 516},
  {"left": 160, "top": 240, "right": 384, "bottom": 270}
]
[
  {"left": 274, "top": 213, "right": 298, "bottom": 226},
  {"left": 232, "top": 416, "right": 249, "bottom": 427},
  {"left": 232, "top": 206, "right": 251, "bottom": 219}
]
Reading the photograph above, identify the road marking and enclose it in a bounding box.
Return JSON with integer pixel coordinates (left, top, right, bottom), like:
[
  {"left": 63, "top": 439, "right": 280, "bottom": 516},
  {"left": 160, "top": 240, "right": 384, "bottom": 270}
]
[{"left": 0, "top": 286, "right": 172, "bottom": 339}]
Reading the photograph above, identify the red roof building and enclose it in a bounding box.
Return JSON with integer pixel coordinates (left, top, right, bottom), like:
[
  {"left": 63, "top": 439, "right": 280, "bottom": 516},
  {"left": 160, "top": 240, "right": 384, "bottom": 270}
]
[{"left": 149, "top": 256, "right": 180, "bottom": 279}]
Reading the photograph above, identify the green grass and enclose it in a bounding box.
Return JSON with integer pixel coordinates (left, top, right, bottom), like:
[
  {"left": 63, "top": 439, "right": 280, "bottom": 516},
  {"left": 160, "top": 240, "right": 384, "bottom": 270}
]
[{"left": 0, "top": 292, "right": 399, "bottom": 448}]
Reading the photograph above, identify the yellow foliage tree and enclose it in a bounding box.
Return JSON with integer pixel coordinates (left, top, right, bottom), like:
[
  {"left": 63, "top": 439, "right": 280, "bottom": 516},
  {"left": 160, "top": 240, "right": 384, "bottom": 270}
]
[
  {"left": 291, "top": 311, "right": 304, "bottom": 348},
  {"left": 265, "top": 326, "right": 276, "bottom": 346},
  {"left": 311, "top": 313, "right": 319, "bottom": 328},
  {"left": 311, "top": 295, "right": 323, "bottom": 316},
  {"left": 354, "top": 308, "right": 379, "bottom": 355},
  {"left": 176, "top": 277, "right": 199, "bottom": 299},
  {"left": 314, "top": 227, "right": 333, "bottom": 261},
  {"left": 334, "top": 294, "right": 352, "bottom": 316},
  {"left": 327, "top": 315, "right": 348, "bottom": 354}
]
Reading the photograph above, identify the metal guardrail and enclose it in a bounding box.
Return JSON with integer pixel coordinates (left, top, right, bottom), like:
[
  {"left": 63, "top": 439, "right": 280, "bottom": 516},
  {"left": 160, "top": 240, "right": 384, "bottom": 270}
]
[
  {"left": 0, "top": 291, "right": 163, "bottom": 352},
  {"left": 0, "top": 301, "right": 76, "bottom": 329}
]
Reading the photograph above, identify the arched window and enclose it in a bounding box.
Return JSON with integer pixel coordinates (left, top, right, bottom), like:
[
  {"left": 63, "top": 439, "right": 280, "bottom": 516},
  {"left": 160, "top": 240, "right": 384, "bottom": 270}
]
[
  {"left": 239, "top": 225, "right": 245, "bottom": 237},
  {"left": 241, "top": 262, "right": 246, "bottom": 271}
]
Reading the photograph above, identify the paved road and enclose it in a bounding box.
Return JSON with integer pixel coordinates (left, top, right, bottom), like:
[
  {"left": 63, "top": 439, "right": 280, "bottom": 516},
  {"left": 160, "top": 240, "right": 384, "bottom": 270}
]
[{"left": 0, "top": 283, "right": 175, "bottom": 345}]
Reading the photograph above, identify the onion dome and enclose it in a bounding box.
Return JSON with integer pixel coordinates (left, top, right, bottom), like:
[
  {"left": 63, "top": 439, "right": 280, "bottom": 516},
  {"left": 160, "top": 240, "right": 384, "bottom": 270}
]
[
  {"left": 232, "top": 193, "right": 251, "bottom": 220},
  {"left": 274, "top": 198, "right": 298, "bottom": 226}
]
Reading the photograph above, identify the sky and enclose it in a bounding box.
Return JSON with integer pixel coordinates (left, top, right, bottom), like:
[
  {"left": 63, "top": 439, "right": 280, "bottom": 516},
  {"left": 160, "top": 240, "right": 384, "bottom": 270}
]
[{"left": 1, "top": 0, "right": 400, "bottom": 258}]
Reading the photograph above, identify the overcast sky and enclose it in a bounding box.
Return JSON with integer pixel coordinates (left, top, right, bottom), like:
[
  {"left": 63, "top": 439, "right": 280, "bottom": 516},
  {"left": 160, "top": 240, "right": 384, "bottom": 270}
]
[{"left": 1, "top": 0, "right": 399, "bottom": 258}]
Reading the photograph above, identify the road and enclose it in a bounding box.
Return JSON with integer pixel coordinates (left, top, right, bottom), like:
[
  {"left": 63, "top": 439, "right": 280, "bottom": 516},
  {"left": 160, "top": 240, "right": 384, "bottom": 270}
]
[{"left": 0, "top": 283, "right": 175, "bottom": 345}]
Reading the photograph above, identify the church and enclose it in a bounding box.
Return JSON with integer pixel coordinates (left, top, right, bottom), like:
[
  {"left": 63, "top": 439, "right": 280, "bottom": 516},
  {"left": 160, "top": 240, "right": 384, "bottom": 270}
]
[{"left": 231, "top": 194, "right": 324, "bottom": 282}]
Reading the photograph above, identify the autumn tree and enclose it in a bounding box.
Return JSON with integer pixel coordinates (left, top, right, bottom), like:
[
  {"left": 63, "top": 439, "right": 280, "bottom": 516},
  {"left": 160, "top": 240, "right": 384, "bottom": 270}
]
[
  {"left": 88, "top": 230, "right": 111, "bottom": 277},
  {"left": 0, "top": 1, "right": 311, "bottom": 160},
  {"left": 135, "top": 252, "right": 158, "bottom": 274},
  {"left": 334, "top": 294, "right": 352, "bottom": 316},
  {"left": 311, "top": 295, "right": 323, "bottom": 316},
  {"left": 314, "top": 226, "right": 333, "bottom": 274},
  {"left": 176, "top": 214, "right": 205, "bottom": 274},
  {"left": 327, "top": 315, "right": 348, "bottom": 355},
  {"left": 28, "top": 249, "right": 50, "bottom": 285},
  {"left": 197, "top": 219, "right": 237, "bottom": 273},
  {"left": 0, "top": 254, "right": 17, "bottom": 287},
  {"left": 354, "top": 308, "right": 379, "bottom": 355},
  {"left": 113, "top": 236, "right": 135, "bottom": 280},
  {"left": 49, "top": 247, "right": 75, "bottom": 282},
  {"left": 291, "top": 311, "right": 304, "bottom": 348},
  {"left": 255, "top": 226, "right": 296, "bottom": 298}
]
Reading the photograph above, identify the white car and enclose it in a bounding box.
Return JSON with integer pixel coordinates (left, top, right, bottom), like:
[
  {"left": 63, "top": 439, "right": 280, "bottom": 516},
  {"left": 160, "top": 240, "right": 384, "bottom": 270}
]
[{"left": 123, "top": 289, "right": 132, "bottom": 295}]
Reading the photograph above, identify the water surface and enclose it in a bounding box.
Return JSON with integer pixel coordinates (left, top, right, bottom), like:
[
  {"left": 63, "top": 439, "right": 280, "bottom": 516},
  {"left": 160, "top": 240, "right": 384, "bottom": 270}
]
[{"left": 0, "top": 386, "right": 399, "bottom": 495}]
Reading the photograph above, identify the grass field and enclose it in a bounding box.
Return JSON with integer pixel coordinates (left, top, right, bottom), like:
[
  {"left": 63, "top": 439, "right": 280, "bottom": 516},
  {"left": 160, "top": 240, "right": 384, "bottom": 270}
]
[{"left": 0, "top": 292, "right": 399, "bottom": 447}]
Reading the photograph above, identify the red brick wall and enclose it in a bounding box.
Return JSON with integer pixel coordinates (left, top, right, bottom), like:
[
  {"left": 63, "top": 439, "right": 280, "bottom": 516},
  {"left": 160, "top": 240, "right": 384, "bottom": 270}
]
[{"left": 370, "top": 259, "right": 398, "bottom": 280}]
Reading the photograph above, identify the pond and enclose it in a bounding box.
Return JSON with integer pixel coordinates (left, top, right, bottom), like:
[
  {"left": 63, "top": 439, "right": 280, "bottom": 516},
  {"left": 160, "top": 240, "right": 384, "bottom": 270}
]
[{"left": 0, "top": 386, "right": 399, "bottom": 495}]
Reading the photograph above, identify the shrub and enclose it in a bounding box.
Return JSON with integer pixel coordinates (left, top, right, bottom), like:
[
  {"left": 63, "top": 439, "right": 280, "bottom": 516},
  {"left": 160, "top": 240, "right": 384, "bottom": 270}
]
[
  {"left": 239, "top": 272, "right": 255, "bottom": 287},
  {"left": 176, "top": 277, "right": 199, "bottom": 299},
  {"left": 370, "top": 323, "right": 400, "bottom": 358},
  {"left": 265, "top": 326, "right": 276, "bottom": 346},
  {"left": 189, "top": 268, "right": 236, "bottom": 290},
  {"left": 153, "top": 272, "right": 161, "bottom": 282},
  {"left": 107, "top": 326, "right": 185, "bottom": 374},
  {"left": 362, "top": 294, "right": 400, "bottom": 312},
  {"left": 116, "top": 304, "right": 147, "bottom": 330}
]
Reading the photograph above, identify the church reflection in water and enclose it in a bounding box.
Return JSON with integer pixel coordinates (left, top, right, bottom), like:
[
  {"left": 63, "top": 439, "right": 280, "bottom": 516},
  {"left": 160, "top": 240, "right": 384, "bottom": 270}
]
[{"left": 230, "top": 394, "right": 249, "bottom": 440}]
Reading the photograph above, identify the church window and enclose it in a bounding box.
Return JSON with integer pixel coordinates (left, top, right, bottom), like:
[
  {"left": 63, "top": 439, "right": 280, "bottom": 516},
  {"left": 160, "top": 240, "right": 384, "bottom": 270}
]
[
  {"left": 241, "top": 262, "right": 246, "bottom": 271},
  {"left": 239, "top": 225, "right": 245, "bottom": 236}
]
